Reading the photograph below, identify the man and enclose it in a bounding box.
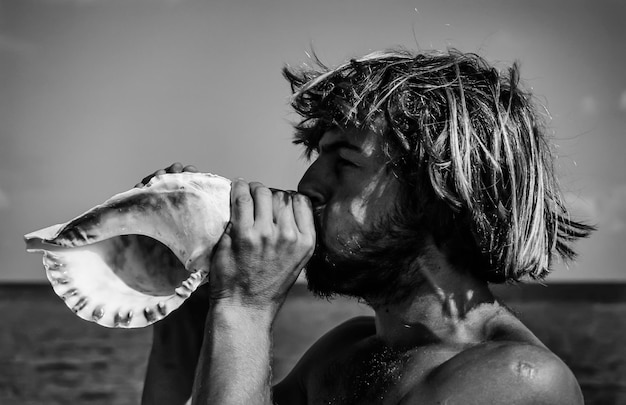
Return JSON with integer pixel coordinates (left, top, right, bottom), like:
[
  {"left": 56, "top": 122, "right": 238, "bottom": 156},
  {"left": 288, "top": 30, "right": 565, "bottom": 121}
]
[{"left": 141, "top": 49, "right": 593, "bottom": 404}]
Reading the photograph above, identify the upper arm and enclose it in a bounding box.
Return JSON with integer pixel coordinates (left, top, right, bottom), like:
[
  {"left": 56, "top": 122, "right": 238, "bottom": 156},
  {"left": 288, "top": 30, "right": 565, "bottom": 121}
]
[
  {"left": 272, "top": 316, "right": 375, "bottom": 405},
  {"left": 419, "top": 343, "right": 583, "bottom": 405}
]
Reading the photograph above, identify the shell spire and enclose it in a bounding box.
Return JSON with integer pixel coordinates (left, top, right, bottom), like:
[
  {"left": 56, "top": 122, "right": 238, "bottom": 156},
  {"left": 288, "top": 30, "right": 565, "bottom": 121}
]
[{"left": 24, "top": 172, "right": 231, "bottom": 328}]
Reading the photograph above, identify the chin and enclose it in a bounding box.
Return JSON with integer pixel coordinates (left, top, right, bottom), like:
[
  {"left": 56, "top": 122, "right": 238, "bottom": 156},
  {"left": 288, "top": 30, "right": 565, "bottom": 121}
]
[
  {"left": 304, "top": 222, "right": 427, "bottom": 306},
  {"left": 303, "top": 242, "right": 388, "bottom": 302},
  {"left": 303, "top": 243, "right": 341, "bottom": 299}
]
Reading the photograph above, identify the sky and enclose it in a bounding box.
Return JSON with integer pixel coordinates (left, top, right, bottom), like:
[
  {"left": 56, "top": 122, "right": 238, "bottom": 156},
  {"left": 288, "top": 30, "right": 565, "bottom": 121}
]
[{"left": 1, "top": 0, "right": 625, "bottom": 282}]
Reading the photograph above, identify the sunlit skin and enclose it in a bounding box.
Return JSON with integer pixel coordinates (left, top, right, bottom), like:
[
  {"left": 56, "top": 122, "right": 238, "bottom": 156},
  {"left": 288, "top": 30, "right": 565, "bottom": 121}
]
[
  {"left": 297, "top": 128, "right": 402, "bottom": 257},
  {"left": 141, "top": 126, "right": 584, "bottom": 404}
]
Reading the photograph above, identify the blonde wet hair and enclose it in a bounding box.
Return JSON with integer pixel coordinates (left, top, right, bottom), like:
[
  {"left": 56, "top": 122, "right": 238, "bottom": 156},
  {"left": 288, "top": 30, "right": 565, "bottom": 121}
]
[{"left": 284, "top": 48, "right": 593, "bottom": 283}]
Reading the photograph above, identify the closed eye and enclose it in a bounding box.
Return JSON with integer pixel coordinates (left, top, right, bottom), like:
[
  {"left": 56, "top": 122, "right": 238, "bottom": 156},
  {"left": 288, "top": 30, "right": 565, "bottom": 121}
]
[
  {"left": 336, "top": 157, "right": 359, "bottom": 172},
  {"left": 340, "top": 156, "right": 358, "bottom": 166}
]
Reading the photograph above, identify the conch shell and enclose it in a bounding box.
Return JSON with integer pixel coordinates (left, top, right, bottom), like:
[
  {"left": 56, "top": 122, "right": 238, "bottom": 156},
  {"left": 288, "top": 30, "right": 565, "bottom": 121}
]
[{"left": 24, "top": 172, "right": 231, "bottom": 328}]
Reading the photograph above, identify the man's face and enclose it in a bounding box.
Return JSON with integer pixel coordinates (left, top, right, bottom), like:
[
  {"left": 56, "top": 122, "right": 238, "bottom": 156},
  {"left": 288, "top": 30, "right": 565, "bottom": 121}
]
[{"left": 297, "top": 127, "right": 407, "bottom": 299}]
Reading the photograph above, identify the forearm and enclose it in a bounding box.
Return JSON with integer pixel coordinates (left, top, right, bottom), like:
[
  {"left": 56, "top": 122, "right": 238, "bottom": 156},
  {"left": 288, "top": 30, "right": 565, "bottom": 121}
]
[
  {"left": 191, "top": 180, "right": 314, "bottom": 404},
  {"left": 192, "top": 302, "right": 275, "bottom": 405},
  {"left": 142, "top": 285, "right": 209, "bottom": 405}
]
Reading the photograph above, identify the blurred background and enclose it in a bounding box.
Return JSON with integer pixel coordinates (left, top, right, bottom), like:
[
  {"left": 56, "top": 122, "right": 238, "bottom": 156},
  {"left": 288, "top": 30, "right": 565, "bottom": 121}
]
[{"left": 0, "top": 0, "right": 624, "bottom": 404}]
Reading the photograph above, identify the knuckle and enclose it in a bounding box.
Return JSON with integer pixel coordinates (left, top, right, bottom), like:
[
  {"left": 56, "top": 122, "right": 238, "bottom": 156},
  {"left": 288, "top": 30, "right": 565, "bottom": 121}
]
[
  {"left": 233, "top": 228, "right": 255, "bottom": 246},
  {"left": 232, "top": 182, "right": 252, "bottom": 205},
  {"left": 271, "top": 189, "right": 287, "bottom": 200},
  {"left": 302, "top": 240, "right": 315, "bottom": 254},
  {"left": 232, "top": 179, "right": 248, "bottom": 189},
  {"left": 280, "top": 229, "right": 298, "bottom": 243},
  {"left": 234, "top": 193, "right": 252, "bottom": 206},
  {"left": 298, "top": 233, "right": 316, "bottom": 251},
  {"left": 253, "top": 185, "right": 272, "bottom": 198},
  {"left": 258, "top": 227, "right": 274, "bottom": 242}
]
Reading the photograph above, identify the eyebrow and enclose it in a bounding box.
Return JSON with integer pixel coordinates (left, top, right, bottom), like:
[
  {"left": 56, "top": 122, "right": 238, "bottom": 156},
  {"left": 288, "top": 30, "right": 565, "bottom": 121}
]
[{"left": 318, "top": 140, "right": 363, "bottom": 154}]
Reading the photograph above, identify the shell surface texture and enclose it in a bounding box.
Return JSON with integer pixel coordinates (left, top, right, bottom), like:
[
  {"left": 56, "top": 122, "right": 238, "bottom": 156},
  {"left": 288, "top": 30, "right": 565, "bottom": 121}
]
[{"left": 24, "top": 172, "right": 231, "bottom": 328}]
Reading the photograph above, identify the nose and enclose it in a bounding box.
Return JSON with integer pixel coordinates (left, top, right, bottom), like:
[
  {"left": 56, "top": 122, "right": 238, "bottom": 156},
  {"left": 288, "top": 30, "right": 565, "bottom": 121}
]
[{"left": 297, "top": 161, "right": 327, "bottom": 207}]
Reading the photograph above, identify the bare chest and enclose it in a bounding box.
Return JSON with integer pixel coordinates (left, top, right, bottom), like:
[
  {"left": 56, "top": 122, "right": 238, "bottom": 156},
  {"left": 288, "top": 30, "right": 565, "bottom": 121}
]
[{"left": 304, "top": 343, "right": 459, "bottom": 405}]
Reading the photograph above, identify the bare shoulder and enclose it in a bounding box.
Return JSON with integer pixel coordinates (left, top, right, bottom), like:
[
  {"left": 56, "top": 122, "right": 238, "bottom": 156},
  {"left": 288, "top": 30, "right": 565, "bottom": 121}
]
[
  {"left": 273, "top": 316, "right": 375, "bottom": 404},
  {"left": 290, "top": 315, "right": 376, "bottom": 361},
  {"left": 416, "top": 341, "right": 584, "bottom": 405}
]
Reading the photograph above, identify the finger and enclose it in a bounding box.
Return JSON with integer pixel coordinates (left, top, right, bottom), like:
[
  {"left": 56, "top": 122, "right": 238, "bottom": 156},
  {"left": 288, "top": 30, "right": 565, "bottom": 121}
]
[
  {"left": 166, "top": 162, "right": 183, "bottom": 173},
  {"left": 183, "top": 165, "right": 198, "bottom": 173},
  {"left": 249, "top": 182, "right": 273, "bottom": 226},
  {"left": 272, "top": 190, "right": 296, "bottom": 229},
  {"left": 230, "top": 180, "right": 254, "bottom": 231},
  {"left": 292, "top": 193, "right": 315, "bottom": 235},
  {"left": 217, "top": 222, "right": 233, "bottom": 249}
]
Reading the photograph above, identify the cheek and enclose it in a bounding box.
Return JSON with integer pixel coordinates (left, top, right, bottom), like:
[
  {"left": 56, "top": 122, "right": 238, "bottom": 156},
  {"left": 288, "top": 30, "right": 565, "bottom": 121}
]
[
  {"left": 319, "top": 203, "right": 360, "bottom": 246},
  {"left": 347, "top": 176, "right": 393, "bottom": 226},
  {"left": 349, "top": 200, "right": 367, "bottom": 225}
]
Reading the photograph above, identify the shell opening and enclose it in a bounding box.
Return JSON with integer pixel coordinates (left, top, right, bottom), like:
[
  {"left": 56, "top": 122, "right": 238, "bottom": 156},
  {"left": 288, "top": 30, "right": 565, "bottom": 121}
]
[
  {"left": 35, "top": 234, "right": 193, "bottom": 297},
  {"left": 28, "top": 234, "right": 208, "bottom": 328}
]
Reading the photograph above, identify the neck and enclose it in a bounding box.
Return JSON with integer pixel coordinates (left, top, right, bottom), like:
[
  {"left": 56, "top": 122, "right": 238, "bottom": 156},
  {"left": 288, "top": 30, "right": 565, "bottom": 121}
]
[{"left": 370, "top": 243, "right": 500, "bottom": 348}]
